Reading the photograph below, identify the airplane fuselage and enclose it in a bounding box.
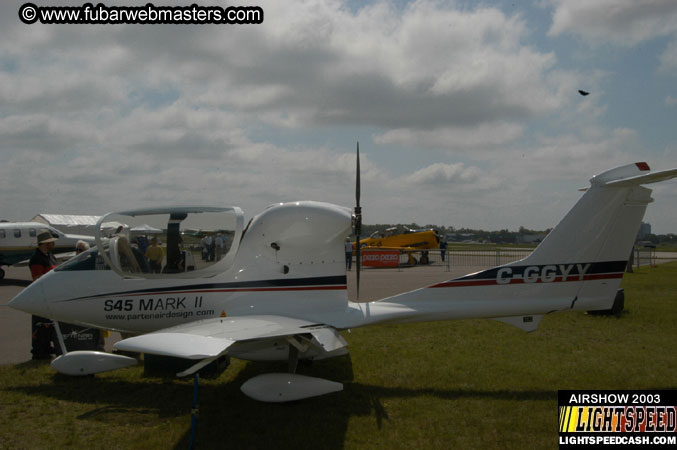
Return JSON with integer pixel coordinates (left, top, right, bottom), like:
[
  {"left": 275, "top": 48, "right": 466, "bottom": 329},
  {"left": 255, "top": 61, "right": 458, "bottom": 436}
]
[
  {"left": 12, "top": 202, "right": 353, "bottom": 334},
  {"left": 0, "top": 222, "right": 93, "bottom": 271},
  {"left": 34, "top": 269, "right": 350, "bottom": 334}
]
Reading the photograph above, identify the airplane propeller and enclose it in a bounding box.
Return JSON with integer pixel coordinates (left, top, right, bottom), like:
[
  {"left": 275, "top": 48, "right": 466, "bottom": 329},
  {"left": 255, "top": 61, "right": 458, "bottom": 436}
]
[{"left": 353, "top": 142, "right": 362, "bottom": 299}]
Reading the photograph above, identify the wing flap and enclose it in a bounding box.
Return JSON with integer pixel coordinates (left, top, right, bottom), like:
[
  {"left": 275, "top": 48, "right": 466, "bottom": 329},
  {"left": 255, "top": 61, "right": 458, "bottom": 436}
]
[
  {"left": 113, "top": 315, "right": 338, "bottom": 360},
  {"left": 308, "top": 327, "right": 347, "bottom": 352}
]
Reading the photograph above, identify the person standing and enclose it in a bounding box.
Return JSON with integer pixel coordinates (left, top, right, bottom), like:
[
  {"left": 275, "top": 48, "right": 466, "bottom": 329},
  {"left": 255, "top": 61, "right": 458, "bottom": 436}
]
[
  {"left": 345, "top": 238, "right": 353, "bottom": 271},
  {"left": 200, "top": 235, "right": 208, "bottom": 261},
  {"left": 215, "top": 233, "right": 225, "bottom": 261},
  {"left": 29, "top": 231, "right": 58, "bottom": 280},
  {"left": 135, "top": 235, "right": 148, "bottom": 256},
  {"left": 205, "top": 234, "right": 214, "bottom": 262},
  {"left": 145, "top": 237, "right": 164, "bottom": 273},
  {"left": 28, "top": 231, "right": 59, "bottom": 359},
  {"left": 439, "top": 238, "right": 447, "bottom": 262}
]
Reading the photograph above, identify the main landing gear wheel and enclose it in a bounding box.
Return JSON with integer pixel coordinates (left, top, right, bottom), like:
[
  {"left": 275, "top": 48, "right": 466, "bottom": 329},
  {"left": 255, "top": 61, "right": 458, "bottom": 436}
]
[{"left": 0, "top": 268, "right": 5, "bottom": 280}]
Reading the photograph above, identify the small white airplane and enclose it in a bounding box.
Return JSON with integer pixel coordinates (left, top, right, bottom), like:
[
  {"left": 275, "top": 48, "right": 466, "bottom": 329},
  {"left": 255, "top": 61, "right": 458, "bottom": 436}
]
[
  {"left": 8, "top": 158, "right": 677, "bottom": 402},
  {"left": 0, "top": 222, "right": 94, "bottom": 280}
]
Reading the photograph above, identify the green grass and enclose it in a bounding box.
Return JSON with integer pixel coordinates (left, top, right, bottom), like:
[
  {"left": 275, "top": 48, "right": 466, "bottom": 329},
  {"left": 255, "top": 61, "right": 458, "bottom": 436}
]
[{"left": 1, "top": 263, "right": 676, "bottom": 449}]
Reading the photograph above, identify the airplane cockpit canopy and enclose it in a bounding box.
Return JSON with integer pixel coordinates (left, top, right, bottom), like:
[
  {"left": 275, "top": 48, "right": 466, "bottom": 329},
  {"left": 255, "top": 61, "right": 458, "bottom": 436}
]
[{"left": 57, "top": 207, "right": 244, "bottom": 279}]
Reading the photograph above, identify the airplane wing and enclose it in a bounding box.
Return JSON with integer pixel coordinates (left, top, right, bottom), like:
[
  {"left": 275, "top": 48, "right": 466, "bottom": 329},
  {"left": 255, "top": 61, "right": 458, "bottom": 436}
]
[{"left": 114, "top": 315, "right": 347, "bottom": 376}]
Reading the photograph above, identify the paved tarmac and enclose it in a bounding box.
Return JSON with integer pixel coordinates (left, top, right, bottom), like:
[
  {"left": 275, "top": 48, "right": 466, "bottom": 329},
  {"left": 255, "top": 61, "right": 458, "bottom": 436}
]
[{"left": 0, "top": 266, "right": 33, "bottom": 365}]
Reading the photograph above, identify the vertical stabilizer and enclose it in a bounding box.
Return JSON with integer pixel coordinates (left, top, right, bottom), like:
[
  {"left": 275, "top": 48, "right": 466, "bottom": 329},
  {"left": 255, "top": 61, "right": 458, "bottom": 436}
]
[
  {"left": 524, "top": 163, "right": 677, "bottom": 266},
  {"left": 523, "top": 182, "right": 651, "bottom": 266}
]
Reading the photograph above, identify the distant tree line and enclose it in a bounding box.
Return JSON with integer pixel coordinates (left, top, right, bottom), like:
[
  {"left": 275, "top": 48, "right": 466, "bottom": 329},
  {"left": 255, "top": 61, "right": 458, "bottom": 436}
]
[
  {"left": 358, "top": 223, "right": 552, "bottom": 244},
  {"left": 359, "top": 224, "right": 677, "bottom": 246},
  {"left": 640, "top": 233, "right": 677, "bottom": 245}
]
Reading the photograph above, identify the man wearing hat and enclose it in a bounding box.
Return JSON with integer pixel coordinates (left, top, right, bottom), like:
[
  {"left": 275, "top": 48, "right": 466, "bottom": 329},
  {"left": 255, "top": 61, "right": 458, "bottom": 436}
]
[
  {"left": 29, "top": 231, "right": 58, "bottom": 280},
  {"left": 28, "top": 230, "right": 59, "bottom": 359}
]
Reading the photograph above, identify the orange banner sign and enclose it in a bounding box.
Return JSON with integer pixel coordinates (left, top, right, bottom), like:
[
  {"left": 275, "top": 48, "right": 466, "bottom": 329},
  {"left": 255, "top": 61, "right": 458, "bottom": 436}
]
[{"left": 362, "top": 250, "right": 399, "bottom": 267}]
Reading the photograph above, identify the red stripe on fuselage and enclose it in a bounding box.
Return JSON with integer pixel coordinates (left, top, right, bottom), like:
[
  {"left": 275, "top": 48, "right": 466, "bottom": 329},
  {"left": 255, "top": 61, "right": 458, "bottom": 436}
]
[
  {"left": 430, "top": 273, "right": 623, "bottom": 288},
  {"left": 110, "top": 285, "right": 347, "bottom": 297}
]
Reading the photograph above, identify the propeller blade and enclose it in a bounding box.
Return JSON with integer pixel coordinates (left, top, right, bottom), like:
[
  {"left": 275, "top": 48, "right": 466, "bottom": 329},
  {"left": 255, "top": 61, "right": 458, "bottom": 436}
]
[
  {"left": 354, "top": 142, "right": 361, "bottom": 299},
  {"left": 356, "top": 246, "right": 360, "bottom": 299},
  {"left": 356, "top": 142, "right": 360, "bottom": 208}
]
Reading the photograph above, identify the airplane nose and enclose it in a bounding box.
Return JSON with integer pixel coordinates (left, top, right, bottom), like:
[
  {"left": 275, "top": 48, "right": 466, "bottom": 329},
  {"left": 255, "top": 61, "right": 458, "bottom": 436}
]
[{"left": 8, "top": 279, "right": 48, "bottom": 316}]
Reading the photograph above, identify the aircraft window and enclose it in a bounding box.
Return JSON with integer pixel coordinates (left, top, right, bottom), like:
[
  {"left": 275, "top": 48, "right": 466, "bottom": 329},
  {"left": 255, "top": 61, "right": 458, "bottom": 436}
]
[
  {"left": 56, "top": 248, "right": 103, "bottom": 272},
  {"left": 14, "top": 229, "right": 21, "bottom": 238},
  {"left": 97, "top": 208, "right": 243, "bottom": 279},
  {"left": 29, "top": 228, "right": 37, "bottom": 237},
  {"left": 0, "top": 230, "right": 5, "bottom": 238}
]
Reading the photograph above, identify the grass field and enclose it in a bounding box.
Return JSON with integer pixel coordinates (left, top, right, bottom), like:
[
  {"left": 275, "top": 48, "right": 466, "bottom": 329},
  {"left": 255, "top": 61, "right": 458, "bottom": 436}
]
[{"left": 1, "top": 263, "right": 676, "bottom": 449}]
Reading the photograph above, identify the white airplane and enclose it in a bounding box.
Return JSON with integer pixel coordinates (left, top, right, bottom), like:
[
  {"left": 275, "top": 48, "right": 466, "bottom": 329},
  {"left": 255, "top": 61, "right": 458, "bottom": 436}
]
[
  {"left": 8, "top": 159, "right": 677, "bottom": 402},
  {"left": 0, "top": 222, "right": 94, "bottom": 280}
]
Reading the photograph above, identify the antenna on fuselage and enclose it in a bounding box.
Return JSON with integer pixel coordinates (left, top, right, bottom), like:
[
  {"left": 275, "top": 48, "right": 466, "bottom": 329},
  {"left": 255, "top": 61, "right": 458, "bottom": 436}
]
[{"left": 353, "top": 142, "right": 362, "bottom": 299}]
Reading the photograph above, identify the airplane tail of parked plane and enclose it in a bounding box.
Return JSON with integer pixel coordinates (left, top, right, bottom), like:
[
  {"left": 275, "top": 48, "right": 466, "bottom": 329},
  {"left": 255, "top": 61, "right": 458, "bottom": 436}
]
[{"left": 343, "top": 163, "right": 677, "bottom": 330}]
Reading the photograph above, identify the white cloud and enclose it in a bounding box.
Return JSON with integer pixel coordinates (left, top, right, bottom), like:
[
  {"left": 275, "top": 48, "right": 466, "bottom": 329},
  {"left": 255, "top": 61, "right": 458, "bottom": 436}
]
[
  {"left": 50, "top": 2, "right": 566, "bottom": 126},
  {"left": 359, "top": 125, "right": 646, "bottom": 230},
  {"left": 406, "top": 163, "right": 481, "bottom": 186},
  {"left": 548, "top": 0, "right": 677, "bottom": 46},
  {"left": 660, "top": 39, "right": 677, "bottom": 73},
  {"left": 373, "top": 122, "right": 525, "bottom": 150},
  {"left": 0, "top": 1, "right": 571, "bottom": 136},
  {"left": 502, "top": 127, "right": 640, "bottom": 182}
]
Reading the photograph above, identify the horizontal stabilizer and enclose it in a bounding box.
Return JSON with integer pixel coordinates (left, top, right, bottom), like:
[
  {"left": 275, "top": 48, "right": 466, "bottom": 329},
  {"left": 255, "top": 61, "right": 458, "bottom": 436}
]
[
  {"left": 590, "top": 162, "right": 651, "bottom": 186},
  {"left": 493, "top": 315, "right": 543, "bottom": 332},
  {"left": 580, "top": 164, "right": 677, "bottom": 190},
  {"left": 604, "top": 168, "right": 677, "bottom": 187}
]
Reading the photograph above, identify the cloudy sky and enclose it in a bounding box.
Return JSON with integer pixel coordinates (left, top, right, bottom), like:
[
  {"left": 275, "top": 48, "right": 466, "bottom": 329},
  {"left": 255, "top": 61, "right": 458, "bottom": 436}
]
[{"left": 1, "top": 0, "right": 676, "bottom": 233}]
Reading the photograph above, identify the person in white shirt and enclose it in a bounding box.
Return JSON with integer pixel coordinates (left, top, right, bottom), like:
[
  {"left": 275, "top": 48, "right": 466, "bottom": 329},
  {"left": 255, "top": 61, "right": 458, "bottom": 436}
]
[{"left": 344, "top": 238, "right": 353, "bottom": 271}]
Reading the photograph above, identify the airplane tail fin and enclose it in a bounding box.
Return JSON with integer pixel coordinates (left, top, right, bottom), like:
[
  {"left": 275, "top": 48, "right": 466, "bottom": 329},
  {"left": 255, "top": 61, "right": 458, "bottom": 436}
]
[
  {"left": 524, "top": 163, "right": 675, "bottom": 266},
  {"left": 513, "top": 162, "right": 677, "bottom": 313},
  {"left": 343, "top": 163, "right": 677, "bottom": 329}
]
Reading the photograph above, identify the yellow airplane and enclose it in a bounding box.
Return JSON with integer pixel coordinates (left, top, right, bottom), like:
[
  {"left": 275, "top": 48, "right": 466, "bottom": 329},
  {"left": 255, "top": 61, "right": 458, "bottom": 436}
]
[{"left": 355, "top": 227, "right": 440, "bottom": 250}]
